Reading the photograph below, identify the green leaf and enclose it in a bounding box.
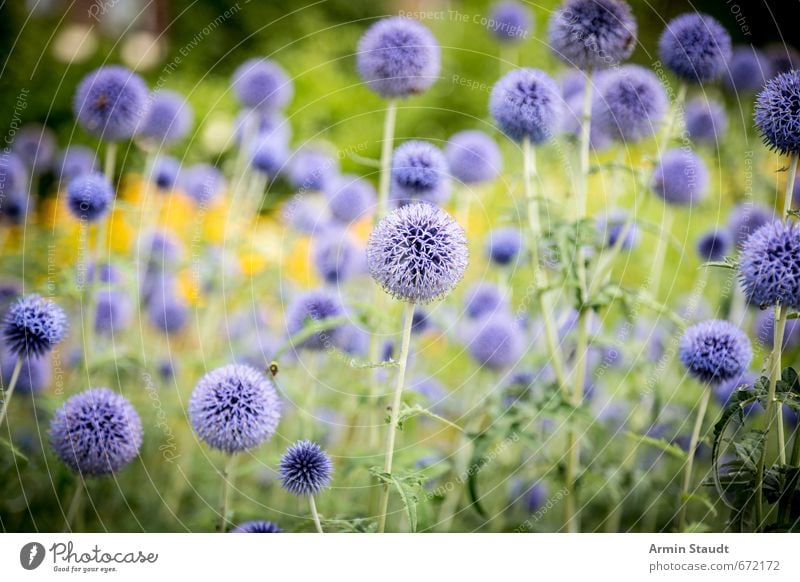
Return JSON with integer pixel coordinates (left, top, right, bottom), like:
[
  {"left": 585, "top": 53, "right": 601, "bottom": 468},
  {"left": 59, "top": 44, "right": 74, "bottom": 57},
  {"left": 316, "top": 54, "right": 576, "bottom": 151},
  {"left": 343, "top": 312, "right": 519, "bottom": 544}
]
[
  {"left": 0, "top": 436, "right": 28, "bottom": 461},
  {"left": 369, "top": 467, "right": 424, "bottom": 532},
  {"left": 397, "top": 404, "right": 464, "bottom": 433},
  {"left": 624, "top": 432, "right": 687, "bottom": 460}
]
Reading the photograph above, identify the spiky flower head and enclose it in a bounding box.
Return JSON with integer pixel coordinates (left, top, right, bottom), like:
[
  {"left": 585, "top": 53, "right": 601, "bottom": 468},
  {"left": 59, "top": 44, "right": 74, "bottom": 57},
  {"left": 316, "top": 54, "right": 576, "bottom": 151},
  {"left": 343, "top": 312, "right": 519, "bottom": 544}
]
[
  {"left": 755, "top": 70, "right": 800, "bottom": 155},
  {"left": 73, "top": 66, "right": 148, "bottom": 140},
  {"left": 2, "top": 294, "right": 67, "bottom": 358},
  {"left": 285, "top": 289, "right": 346, "bottom": 350},
  {"left": 679, "top": 320, "right": 752, "bottom": 384},
  {"left": 658, "top": 13, "right": 732, "bottom": 83},
  {"left": 148, "top": 293, "right": 188, "bottom": 335},
  {"left": 50, "top": 388, "right": 142, "bottom": 476},
  {"left": 390, "top": 140, "right": 451, "bottom": 205},
  {"left": 278, "top": 440, "right": 333, "bottom": 496},
  {"left": 490, "top": 68, "right": 562, "bottom": 144},
  {"left": 595, "top": 64, "right": 668, "bottom": 143},
  {"left": 548, "top": 0, "right": 637, "bottom": 70},
  {"left": 696, "top": 229, "right": 731, "bottom": 262},
  {"left": 486, "top": 227, "right": 523, "bottom": 267},
  {"left": 445, "top": 130, "right": 503, "bottom": 185},
  {"left": 650, "top": 148, "right": 709, "bottom": 206},
  {"left": 66, "top": 172, "right": 114, "bottom": 222},
  {"left": 367, "top": 203, "right": 468, "bottom": 304},
  {"left": 137, "top": 90, "right": 193, "bottom": 145},
  {"left": 230, "top": 521, "right": 283, "bottom": 533},
  {"left": 488, "top": 1, "right": 533, "bottom": 44},
  {"left": 738, "top": 220, "right": 800, "bottom": 309},
  {"left": 685, "top": 98, "right": 728, "bottom": 145},
  {"left": 324, "top": 174, "right": 376, "bottom": 224},
  {"left": 356, "top": 17, "right": 441, "bottom": 99},
  {"left": 232, "top": 58, "right": 293, "bottom": 111},
  {"left": 189, "top": 364, "right": 282, "bottom": 453},
  {"left": 468, "top": 314, "right": 525, "bottom": 370}
]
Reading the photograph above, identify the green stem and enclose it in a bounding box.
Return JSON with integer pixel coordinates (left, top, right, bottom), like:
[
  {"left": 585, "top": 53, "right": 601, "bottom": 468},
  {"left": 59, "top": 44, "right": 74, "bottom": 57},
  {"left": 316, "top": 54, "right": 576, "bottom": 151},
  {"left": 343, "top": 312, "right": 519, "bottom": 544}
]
[
  {"left": 104, "top": 142, "right": 117, "bottom": 185},
  {"left": 218, "top": 453, "right": 237, "bottom": 532},
  {"left": 377, "top": 301, "right": 415, "bottom": 533},
  {"left": 0, "top": 356, "right": 24, "bottom": 429},
  {"left": 658, "top": 83, "right": 687, "bottom": 157},
  {"left": 648, "top": 204, "right": 675, "bottom": 300},
  {"left": 309, "top": 495, "right": 324, "bottom": 533},
  {"left": 63, "top": 475, "right": 85, "bottom": 532},
  {"left": 677, "top": 387, "right": 711, "bottom": 531},
  {"left": 783, "top": 153, "right": 799, "bottom": 217},
  {"left": 376, "top": 100, "right": 398, "bottom": 221}
]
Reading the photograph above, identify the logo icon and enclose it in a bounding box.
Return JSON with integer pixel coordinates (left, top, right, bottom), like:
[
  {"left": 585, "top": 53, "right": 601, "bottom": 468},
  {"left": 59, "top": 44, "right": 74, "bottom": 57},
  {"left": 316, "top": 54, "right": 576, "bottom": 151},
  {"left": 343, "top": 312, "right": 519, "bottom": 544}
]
[{"left": 19, "top": 542, "right": 46, "bottom": 570}]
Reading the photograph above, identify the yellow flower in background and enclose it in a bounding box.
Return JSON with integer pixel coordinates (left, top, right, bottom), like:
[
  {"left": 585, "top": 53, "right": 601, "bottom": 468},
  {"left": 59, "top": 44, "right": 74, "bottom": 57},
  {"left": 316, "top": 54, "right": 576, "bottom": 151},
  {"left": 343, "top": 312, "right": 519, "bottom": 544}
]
[
  {"left": 239, "top": 250, "right": 268, "bottom": 276},
  {"left": 107, "top": 208, "right": 135, "bottom": 254},
  {"left": 120, "top": 175, "right": 147, "bottom": 204},
  {"left": 203, "top": 197, "right": 232, "bottom": 244},
  {"left": 350, "top": 216, "right": 373, "bottom": 244},
  {"left": 177, "top": 268, "right": 203, "bottom": 307},
  {"left": 283, "top": 235, "right": 317, "bottom": 288}
]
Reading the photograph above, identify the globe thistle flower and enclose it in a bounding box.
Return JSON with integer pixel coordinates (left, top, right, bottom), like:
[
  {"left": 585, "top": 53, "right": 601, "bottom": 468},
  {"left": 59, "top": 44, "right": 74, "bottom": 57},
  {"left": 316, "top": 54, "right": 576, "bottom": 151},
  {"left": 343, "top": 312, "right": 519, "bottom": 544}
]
[
  {"left": 356, "top": 17, "right": 440, "bottom": 99},
  {"left": 0, "top": 189, "right": 31, "bottom": 225},
  {"left": 488, "top": 1, "right": 533, "bottom": 43},
  {"left": 278, "top": 440, "right": 333, "bottom": 496},
  {"left": 1, "top": 352, "right": 50, "bottom": 394},
  {"left": 411, "top": 307, "right": 430, "bottom": 335},
  {"left": 140, "top": 230, "right": 183, "bottom": 265},
  {"left": 250, "top": 136, "right": 289, "bottom": 177},
  {"left": 724, "top": 46, "right": 771, "bottom": 94},
  {"left": 560, "top": 92, "right": 613, "bottom": 150},
  {"left": 658, "top": 13, "right": 732, "bottom": 83},
  {"left": 311, "top": 229, "right": 360, "bottom": 284},
  {"left": 148, "top": 293, "right": 188, "bottom": 335},
  {"left": 696, "top": 229, "right": 731, "bottom": 262},
  {"left": 324, "top": 174, "right": 376, "bottom": 224},
  {"left": 179, "top": 163, "right": 226, "bottom": 205},
  {"left": 468, "top": 314, "right": 524, "bottom": 370},
  {"left": 189, "top": 364, "right": 281, "bottom": 453},
  {"left": 66, "top": 172, "right": 114, "bottom": 222},
  {"left": 285, "top": 289, "right": 345, "bottom": 350},
  {"left": 596, "top": 210, "right": 638, "bottom": 250},
  {"left": 86, "top": 262, "right": 122, "bottom": 285},
  {"left": 650, "top": 148, "right": 709, "bottom": 206},
  {"left": 728, "top": 203, "right": 774, "bottom": 248},
  {"left": 685, "top": 98, "right": 728, "bottom": 145},
  {"left": 464, "top": 282, "right": 509, "bottom": 319},
  {"left": 230, "top": 520, "right": 283, "bottom": 533},
  {"left": 149, "top": 155, "right": 181, "bottom": 191},
  {"left": 0, "top": 152, "right": 28, "bottom": 198},
  {"left": 2, "top": 294, "right": 67, "bottom": 358},
  {"left": 157, "top": 359, "right": 177, "bottom": 381},
  {"left": 54, "top": 146, "right": 97, "bottom": 184},
  {"left": 233, "top": 109, "right": 292, "bottom": 148},
  {"left": 287, "top": 146, "right": 338, "bottom": 192},
  {"left": 679, "top": 320, "right": 752, "bottom": 384},
  {"left": 94, "top": 287, "right": 132, "bottom": 337},
  {"left": 755, "top": 70, "right": 800, "bottom": 155},
  {"left": 548, "top": 0, "right": 637, "bottom": 70},
  {"left": 490, "top": 68, "right": 562, "bottom": 143},
  {"left": 283, "top": 194, "right": 331, "bottom": 234},
  {"left": 444, "top": 130, "right": 503, "bottom": 185},
  {"left": 595, "top": 65, "right": 668, "bottom": 143},
  {"left": 232, "top": 58, "right": 293, "bottom": 112},
  {"left": 13, "top": 124, "right": 56, "bottom": 174},
  {"left": 137, "top": 90, "right": 193, "bottom": 145},
  {"left": 50, "top": 388, "right": 143, "bottom": 476},
  {"left": 486, "top": 227, "right": 523, "bottom": 266},
  {"left": 390, "top": 140, "right": 451, "bottom": 205},
  {"left": 367, "top": 203, "right": 468, "bottom": 304},
  {"left": 73, "top": 66, "right": 148, "bottom": 140},
  {"left": 739, "top": 221, "right": 800, "bottom": 309},
  {"left": 755, "top": 308, "right": 800, "bottom": 350}
]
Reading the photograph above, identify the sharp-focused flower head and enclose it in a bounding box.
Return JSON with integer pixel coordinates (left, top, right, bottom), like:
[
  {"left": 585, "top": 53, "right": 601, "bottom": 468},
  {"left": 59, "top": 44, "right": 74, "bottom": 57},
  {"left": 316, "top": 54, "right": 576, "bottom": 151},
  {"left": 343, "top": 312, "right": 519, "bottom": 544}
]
[
  {"left": 445, "top": 130, "right": 503, "bottom": 185},
  {"left": 548, "top": 0, "right": 637, "bottom": 70},
  {"left": 312, "top": 229, "right": 360, "bottom": 284},
  {"left": 66, "top": 172, "right": 114, "bottom": 222},
  {"left": 250, "top": 136, "right": 289, "bottom": 177},
  {"left": 0, "top": 152, "right": 28, "bottom": 198},
  {"left": 650, "top": 148, "right": 709, "bottom": 206},
  {"left": 696, "top": 228, "right": 731, "bottom": 262},
  {"left": 324, "top": 174, "right": 376, "bottom": 224},
  {"left": 2, "top": 294, "right": 67, "bottom": 358},
  {"left": 486, "top": 227, "right": 523, "bottom": 266},
  {"left": 739, "top": 220, "right": 800, "bottom": 309},
  {"left": 595, "top": 65, "right": 668, "bottom": 143},
  {"left": 755, "top": 70, "right": 800, "bottom": 155},
  {"left": 94, "top": 287, "right": 132, "bottom": 337},
  {"left": 278, "top": 439, "right": 333, "bottom": 496},
  {"left": 685, "top": 98, "right": 728, "bottom": 145},
  {"left": 138, "top": 90, "right": 193, "bottom": 145},
  {"left": 658, "top": 13, "right": 732, "bottom": 83},
  {"left": 149, "top": 155, "right": 181, "bottom": 191},
  {"left": 679, "top": 320, "right": 752, "bottom": 384},
  {"left": 232, "top": 58, "right": 293, "bottom": 111},
  {"left": 1, "top": 351, "right": 50, "bottom": 394},
  {"left": 724, "top": 46, "right": 771, "bottom": 94},
  {"left": 367, "top": 203, "right": 468, "bottom": 303},
  {"left": 285, "top": 289, "right": 346, "bottom": 350},
  {"left": 490, "top": 68, "right": 562, "bottom": 143},
  {"left": 287, "top": 146, "right": 338, "bottom": 192},
  {"left": 468, "top": 314, "right": 525, "bottom": 370},
  {"left": 356, "top": 17, "right": 441, "bottom": 99},
  {"left": 179, "top": 163, "right": 226, "bottom": 205},
  {"left": 755, "top": 308, "right": 800, "bottom": 350},
  {"left": 50, "top": 388, "right": 142, "bottom": 476},
  {"left": 390, "top": 140, "right": 451, "bottom": 205},
  {"left": 596, "top": 210, "right": 637, "bottom": 250},
  {"left": 54, "top": 146, "right": 97, "bottom": 184},
  {"left": 464, "top": 282, "right": 509, "bottom": 319},
  {"left": 189, "top": 364, "right": 281, "bottom": 453},
  {"left": 488, "top": 1, "right": 533, "bottom": 43},
  {"left": 13, "top": 124, "right": 56, "bottom": 174},
  {"left": 73, "top": 66, "right": 148, "bottom": 140},
  {"left": 728, "top": 203, "right": 774, "bottom": 248},
  {"left": 230, "top": 521, "right": 283, "bottom": 533}
]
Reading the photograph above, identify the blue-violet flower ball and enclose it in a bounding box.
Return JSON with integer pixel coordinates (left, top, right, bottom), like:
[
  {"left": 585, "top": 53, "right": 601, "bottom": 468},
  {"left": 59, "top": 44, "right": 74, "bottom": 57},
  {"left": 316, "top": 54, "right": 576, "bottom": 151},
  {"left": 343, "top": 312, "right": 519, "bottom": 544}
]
[
  {"left": 73, "top": 66, "right": 148, "bottom": 140},
  {"left": 148, "top": 294, "right": 189, "bottom": 335},
  {"left": 595, "top": 65, "right": 667, "bottom": 143},
  {"left": 287, "top": 146, "right": 338, "bottom": 192},
  {"left": 685, "top": 98, "right": 728, "bottom": 145},
  {"left": 13, "top": 124, "right": 56, "bottom": 174},
  {"left": 232, "top": 58, "right": 293, "bottom": 111},
  {"left": 739, "top": 220, "right": 800, "bottom": 309},
  {"left": 596, "top": 210, "right": 638, "bottom": 250},
  {"left": 650, "top": 148, "right": 709, "bottom": 206},
  {"left": 724, "top": 46, "right": 771, "bottom": 94},
  {"left": 468, "top": 314, "right": 525, "bottom": 370},
  {"left": 445, "top": 130, "right": 503, "bottom": 185},
  {"left": 658, "top": 13, "right": 732, "bottom": 83},
  {"left": 180, "top": 164, "right": 226, "bottom": 206},
  {"left": 3, "top": 294, "right": 67, "bottom": 358},
  {"left": 464, "top": 282, "right": 509, "bottom": 319},
  {"left": 278, "top": 439, "right": 333, "bottom": 496},
  {"left": 230, "top": 521, "right": 283, "bottom": 533},
  {"left": 149, "top": 155, "right": 181, "bottom": 191},
  {"left": 66, "top": 172, "right": 114, "bottom": 222},
  {"left": 486, "top": 227, "right": 523, "bottom": 266},
  {"left": 390, "top": 140, "right": 451, "bottom": 205},
  {"left": 696, "top": 229, "right": 732, "bottom": 262},
  {"left": 250, "top": 136, "right": 289, "bottom": 177},
  {"left": 754, "top": 70, "right": 800, "bottom": 155},
  {"left": 488, "top": 1, "right": 533, "bottom": 44},
  {"left": 312, "top": 229, "right": 359, "bottom": 284},
  {"left": 137, "top": 90, "right": 193, "bottom": 145},
  {"left": 94, "top": 288, "right": 132, "bottom": 337},
  {"left": 0, "top": 152, "right": 28, "bottom": 198},
  {"left": 679, "top": 320, "right": 752, "bottom": 384},
  {"left": 54, "top": 146, "right": 97, "bottom": 184},
  {"left": 285, "top": 289, "right": 346, "bottom": 350},
  {"left": 1, "top": 352, "right": 50, "bottom": 394},
  {"left": 490, "top": 68, "right": 562, "bottom": 143},
  {"left": 324, "top": 174, "right": 376, "bottom": 224}
]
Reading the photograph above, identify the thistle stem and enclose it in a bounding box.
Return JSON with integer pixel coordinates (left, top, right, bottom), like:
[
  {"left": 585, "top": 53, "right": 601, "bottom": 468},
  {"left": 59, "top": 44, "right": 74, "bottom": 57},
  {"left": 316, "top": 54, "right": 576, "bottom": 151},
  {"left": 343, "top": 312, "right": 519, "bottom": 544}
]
[
  {"left": 677, "top": 387, "right": 711, "bottom": 531},
  {"left": 376, "top": 100, "right": 398, "bottom": 221},
  {"left": 309, "top": 495, "right": 324, "bottom": 533},
  {"left": 217, "top": 453, "right": 237, "bottom": 532},
  {"left": 63, "top": 475, "right": 85, "bottom": 532},
  {"left": 783, "top": 153, "right": 798, "bottom": 217},
  {"left": 104, "top": 142, "right": 117, "bottom": 185},
  {"left": 648, "top": 204, "right": 675, "bottom": 300},
  {"left": 0, "top": 356, "right": 24, "bottom": 429},
  {"left": 377, "top": 301, "right": 415, "bottom": 533}
]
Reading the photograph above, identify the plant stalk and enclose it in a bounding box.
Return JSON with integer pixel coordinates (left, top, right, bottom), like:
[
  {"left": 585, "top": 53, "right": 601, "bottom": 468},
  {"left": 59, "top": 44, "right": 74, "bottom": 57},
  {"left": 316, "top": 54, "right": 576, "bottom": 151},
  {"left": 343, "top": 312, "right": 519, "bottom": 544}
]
[
  {"left": 0, "top": 356, "right": 24, "bottom": 429},
  {"left": 309, "top": 495, "right": 324, "bottom": 533},
  {"left": 218, "top": 453, "right": 237, "bottom": 532},
  {"left": 677, "top": 387, "right": 711, "bottom": 531}
]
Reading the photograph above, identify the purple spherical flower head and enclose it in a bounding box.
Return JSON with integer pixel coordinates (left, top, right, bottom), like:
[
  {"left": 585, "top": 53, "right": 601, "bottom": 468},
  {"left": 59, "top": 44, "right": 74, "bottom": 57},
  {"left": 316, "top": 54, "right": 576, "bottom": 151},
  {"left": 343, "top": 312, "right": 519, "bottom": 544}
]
[
  {"left": 285, "top": 289, "right": 345, "bottom": 350},
  {"left": 287, "top": 147, "right": 338, "bottom": 192},
  {"left": 755, "top": 71, "right": 800, "bottom": 155},
  {"left": 278, "top": 439, "right": 333, "bottom": 496},
  {"left": 149, "top": 155, "right": 181, "bottom": 191},
  {"left": 54, "top": 146, "right": 97, "bottom": 184},
  {"left": 464, "top": 282, "right": 509, "bottom": 319},
  {"left": 650, "top": 148, "right": 708, "bottom": 206},
  {"left": 66, "top": 172, "right": 114, "bottom": 222},
  {"left": 486, "top": 227, "right": 523, "bottom": 266},
  {"left": 390, "top": 140, "right": 451, "bottom": 205},
  {"left": 548, "top": 0, "right": 637, "bottom": 70},
  {"left": 739, "top": 221, "right": 800, "bottom": 309},
  {"left": 412, "top": 307, "right": 430, "bottom": 335},
  {"left": 728, "top": 203, "right": 773, "bottom": 248},
  {"left": 148, "top": 293, "right": 188, "bottom": 335},
  {"left": 696, "top": 228, "right": 731, "bottom": 262},
  {"left": 232, "top": 58, "right": 293, "bottom": 111},
  {"left": 0, "top": 152, "right": 28, "bottom": 198},
  {"left": 86, "top": 262, "right": 122, "bottom": 285},
  {"left": 357, "top": 17, "right": 440, "bottom": 99},
  {"left": 312, "top": 229, "right": 359, "bottom": 284},
  {"left": 685, "top": 98, "right": 727, "bottom": 145},
  {"left": 230, "top": 521, "right": 283, "bottom": 533},
  {"left": 658, "top": 13, "right": 732, "bottom": 83},
  {"left": 595, "top": 65, "right": 668, "bottom": 143},
  {"left": 73, "top": 66, "right": 148, "bottom": 140},
  {"left": 250, "top": 136, "right": 289, "bottom": 177},
  {"left": 189, "top": 364, "right": 281, "bottom": 453},
  {"left": 324, "top": 174, "right": 376, "bottom": 224},
  {"left": 490, "top": 68, "right": 562, "bottom": 144},
  {"left": 560, "top": 91, "right": 613, "bottom": 150},
  {"left": 179, "top": 164, "right": 226, "bottom": 205},
  {"left": 445, "top": 130, "right": 503, "bottom": 185},
  {"left": 367, "top": 203, "right": 468, "bottom": 304},
  {"left": 138, "top": 90, "right": 193, "bottom": 145},
  {"left": 488, "top": 1, "right": 533, "bottom": 43},
  {"left": 679, "top": 320, "right": 752, "bottom": 384},
  {"left": 596, "top": 210, "right": 637, "bottom": 250},
  {"left": 468, "top": 313, "right": 524, "bottom": 370},
  {"left": 141, "top": 230, "right": 183, "bottom": 265},
  {"left": 724, "top": 46, "right": 771, "bottom": 94},
  {"left": 3, "top": 294, "right": 67, "bottom": 358},
  {"left": 13, "top": 124, "right": 56, "bottom": 174},
  {"left": 50, "top": 388, "right": 142, "bottom": 476},
  {"left": 283, "top": 194, "right": 331, "bottom": 234},
  {"left": 94, "top": 287, "right": 132, "bottom": 336},
  {"left": 1, "top": 351, "right": 50, "bottom": 394},
  {"left": 0, "top": 189, "right": 31, "bottom": 225},
  {"left": 561, "top": 70, "right": 588, "bottom": 101},
  {"left": 755, "top": 308, "right": 800, "bottom": 350}
]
